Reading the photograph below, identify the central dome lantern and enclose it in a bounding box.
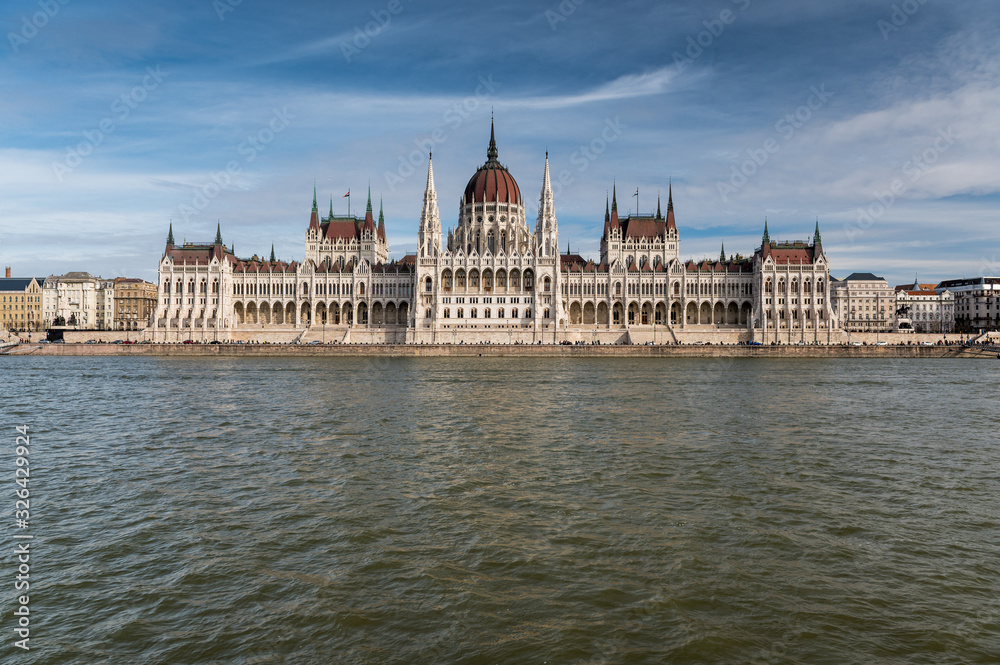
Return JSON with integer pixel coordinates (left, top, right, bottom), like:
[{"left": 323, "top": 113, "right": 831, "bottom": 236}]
[{"left": 463, "top": 122, "right": 522, "bottom": 205}]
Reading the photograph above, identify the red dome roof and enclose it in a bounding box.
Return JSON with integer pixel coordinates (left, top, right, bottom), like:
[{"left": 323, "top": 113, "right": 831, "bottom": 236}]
[{"left": 463, "top": 124, "right": 521, "bottom": 205}]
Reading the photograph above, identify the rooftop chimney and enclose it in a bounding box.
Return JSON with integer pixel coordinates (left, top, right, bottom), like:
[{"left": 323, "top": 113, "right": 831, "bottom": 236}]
[{"left": 4, "top": 267, "right": 10, "bottom": 278}]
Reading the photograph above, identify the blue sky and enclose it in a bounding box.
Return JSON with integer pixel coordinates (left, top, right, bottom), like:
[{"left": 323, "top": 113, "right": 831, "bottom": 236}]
[{"left": 2, "top": 0, "right": 998, "bottom": 286}]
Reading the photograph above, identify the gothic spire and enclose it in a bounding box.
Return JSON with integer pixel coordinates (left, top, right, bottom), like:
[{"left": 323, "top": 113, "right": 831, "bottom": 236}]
[
  {"left": 312, "top": 184, "right": 318, "bottom": 213},
  {"left": 166, "top": 223, "right": 174, "bottom": 247},
  {"left": 720, "top": 242, "right": 726, "bottom": 263},
  {"left": 762, "top": 219, "right": 771, "bottom": 245},
  {"left": 813, "top": 218, "right": 822, "bottom": 246},
  {"left": 329, "top": 197, "right": 333, "bottom": 218},
  {"left": 420, "top": 153, "right": 442, "bottom": 256},
  {"left": 214, "top": 222, "right": 223, "bottom": 246},
  {"left": 536, "top": 152, "right": 557, "bottom": 254},
  {"left": 656, "top": 193, "right": 662, "bottom": 220}
]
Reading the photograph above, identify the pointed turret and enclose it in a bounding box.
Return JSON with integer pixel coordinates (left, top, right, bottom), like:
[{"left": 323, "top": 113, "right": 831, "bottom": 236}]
[
  {"left": 363, "top": 185, "right": 375, "bottom": 233},
  {"left": 762, "top": 219, "right": 771, "bottom": 246},
  {"left": 665, "top": 181, "right": 676, "bottom": 232},
  {"left": 377, "top": 199, "right": 386, "bottom": 242},
  {"left": 214, "top": 222, "right": 223, "bottom": 246},
  {"left": 308, "top": 185, "right": 320, "bottom": 231},
  {"left": 166, "top": 223, "right": 174, "bottom": 248},
  {"left": 813, "top": 218, "right": 822, "bottom": 246},
  {"left": 610, "top": 183, "right": 620, "bottom": 230},
  {"left": 270, "top": 244, "right": 276, "bottom": 263},
  {"left": 329, "top": 197, "right": 333, "bottom": 220},
  {"left": 656, "top": 194, "right": 662, "bottom": 220},
  {"left": 603, "top": 195, "right": 611, "bottom": 236},
  {"left": 720, "top": 243, "right": 726, "bottom": 263}
]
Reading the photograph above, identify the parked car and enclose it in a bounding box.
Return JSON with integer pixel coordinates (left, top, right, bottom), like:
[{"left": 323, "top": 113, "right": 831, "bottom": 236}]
[
  {"left": 876, "top": 341, "right": 888, "bottom": 346},
  {"left": 182, "top": 340, "right": 195, "bottom": 344}
]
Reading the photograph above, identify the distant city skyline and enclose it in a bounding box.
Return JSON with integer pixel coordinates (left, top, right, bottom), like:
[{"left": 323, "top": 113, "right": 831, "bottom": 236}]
[{"left": 2, "top": 0, "right": 998, "bottom": 286}]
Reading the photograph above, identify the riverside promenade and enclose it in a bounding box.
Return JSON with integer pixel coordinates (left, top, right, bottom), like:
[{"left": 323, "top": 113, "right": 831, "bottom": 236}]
[{"left": 5, "top": 342, "right": 992, "bottom": 359}]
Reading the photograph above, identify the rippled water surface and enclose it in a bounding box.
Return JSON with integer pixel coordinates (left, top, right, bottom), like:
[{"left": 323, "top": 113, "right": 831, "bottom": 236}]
[{"left": 3, "top": 357, "right": 1000, "bottom": 664}]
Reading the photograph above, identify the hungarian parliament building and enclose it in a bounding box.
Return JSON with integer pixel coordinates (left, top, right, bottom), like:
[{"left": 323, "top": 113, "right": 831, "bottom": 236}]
[{"left": 153, "top": 124, "right": 837, "bottom": 344}]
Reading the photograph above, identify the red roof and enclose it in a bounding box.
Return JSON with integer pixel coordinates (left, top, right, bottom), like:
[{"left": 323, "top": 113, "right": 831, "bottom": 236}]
[
  {"left": 758, "top": 243, "right": 817, "bottom": 265},
  {"left": 165, "top": 244, "right": 235, "bottom": 266},
  {"left": 622, "top": 216, "right": 665, "bottom": 240},
  {"left": 323, "top": 219, "right": 364, "bottom": 241}
]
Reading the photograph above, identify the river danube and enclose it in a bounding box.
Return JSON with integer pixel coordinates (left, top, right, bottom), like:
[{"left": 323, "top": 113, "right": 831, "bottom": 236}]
[{"left": 4, "top": 357, "right": 998, "bottom": 664}]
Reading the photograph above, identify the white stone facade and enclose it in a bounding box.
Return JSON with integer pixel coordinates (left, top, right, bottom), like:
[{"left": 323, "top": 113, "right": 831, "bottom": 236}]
[{"left": 153, "top": 126, "right": 840, "bottom": 344}]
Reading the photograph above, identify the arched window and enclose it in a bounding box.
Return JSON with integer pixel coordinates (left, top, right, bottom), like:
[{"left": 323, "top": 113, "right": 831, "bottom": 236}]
[
  {"left": 512, "top": 308, "right": 518, "bottom": 319},
  {"left": 487, "top": 230, "right": 495, "bottom": 254},
  {"left": 544, "top": 308, "right": 550, "bottom": 318},
  {"left": 425, "top": 277, "right": 433, "bottom": 292},
  {"left": 425, "top": 308, "right": 431, "bottom": 318},
  {"left": 543, "top": 277, "right": 551, "bottom": 293},
  {"left": 444, "top": 308, "right": 450, "bottom": 318},
  {"left": 498, "top": 308, "right": 504, "bottom": 318},
  {"left": 471, "top": 308, "right": 478, "bottom": 319},
  {"left": 484, "top": 308, "right": 491, "bottom": 318},
  {"left": 615, "top": 282, "right": 622, "bottom": 296},
  {"left": 500, "top": 230, "right": 507, "bottom": 254},
  {"left": 458, "top": 308, "right": 464, "bottom": 318},
  {"left": 359, "top": 283, "right": 366, "bottom": 296}
]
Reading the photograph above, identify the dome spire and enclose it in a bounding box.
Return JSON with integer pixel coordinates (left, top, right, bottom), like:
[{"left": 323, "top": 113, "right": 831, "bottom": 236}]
[{"left": 487, "top": 116, "right": 498, "bottom": 162}]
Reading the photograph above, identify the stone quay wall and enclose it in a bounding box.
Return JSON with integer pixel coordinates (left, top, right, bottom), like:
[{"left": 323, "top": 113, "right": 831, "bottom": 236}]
[{"left": 13, "top": 342, "right": 981, "bottom": 359}]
